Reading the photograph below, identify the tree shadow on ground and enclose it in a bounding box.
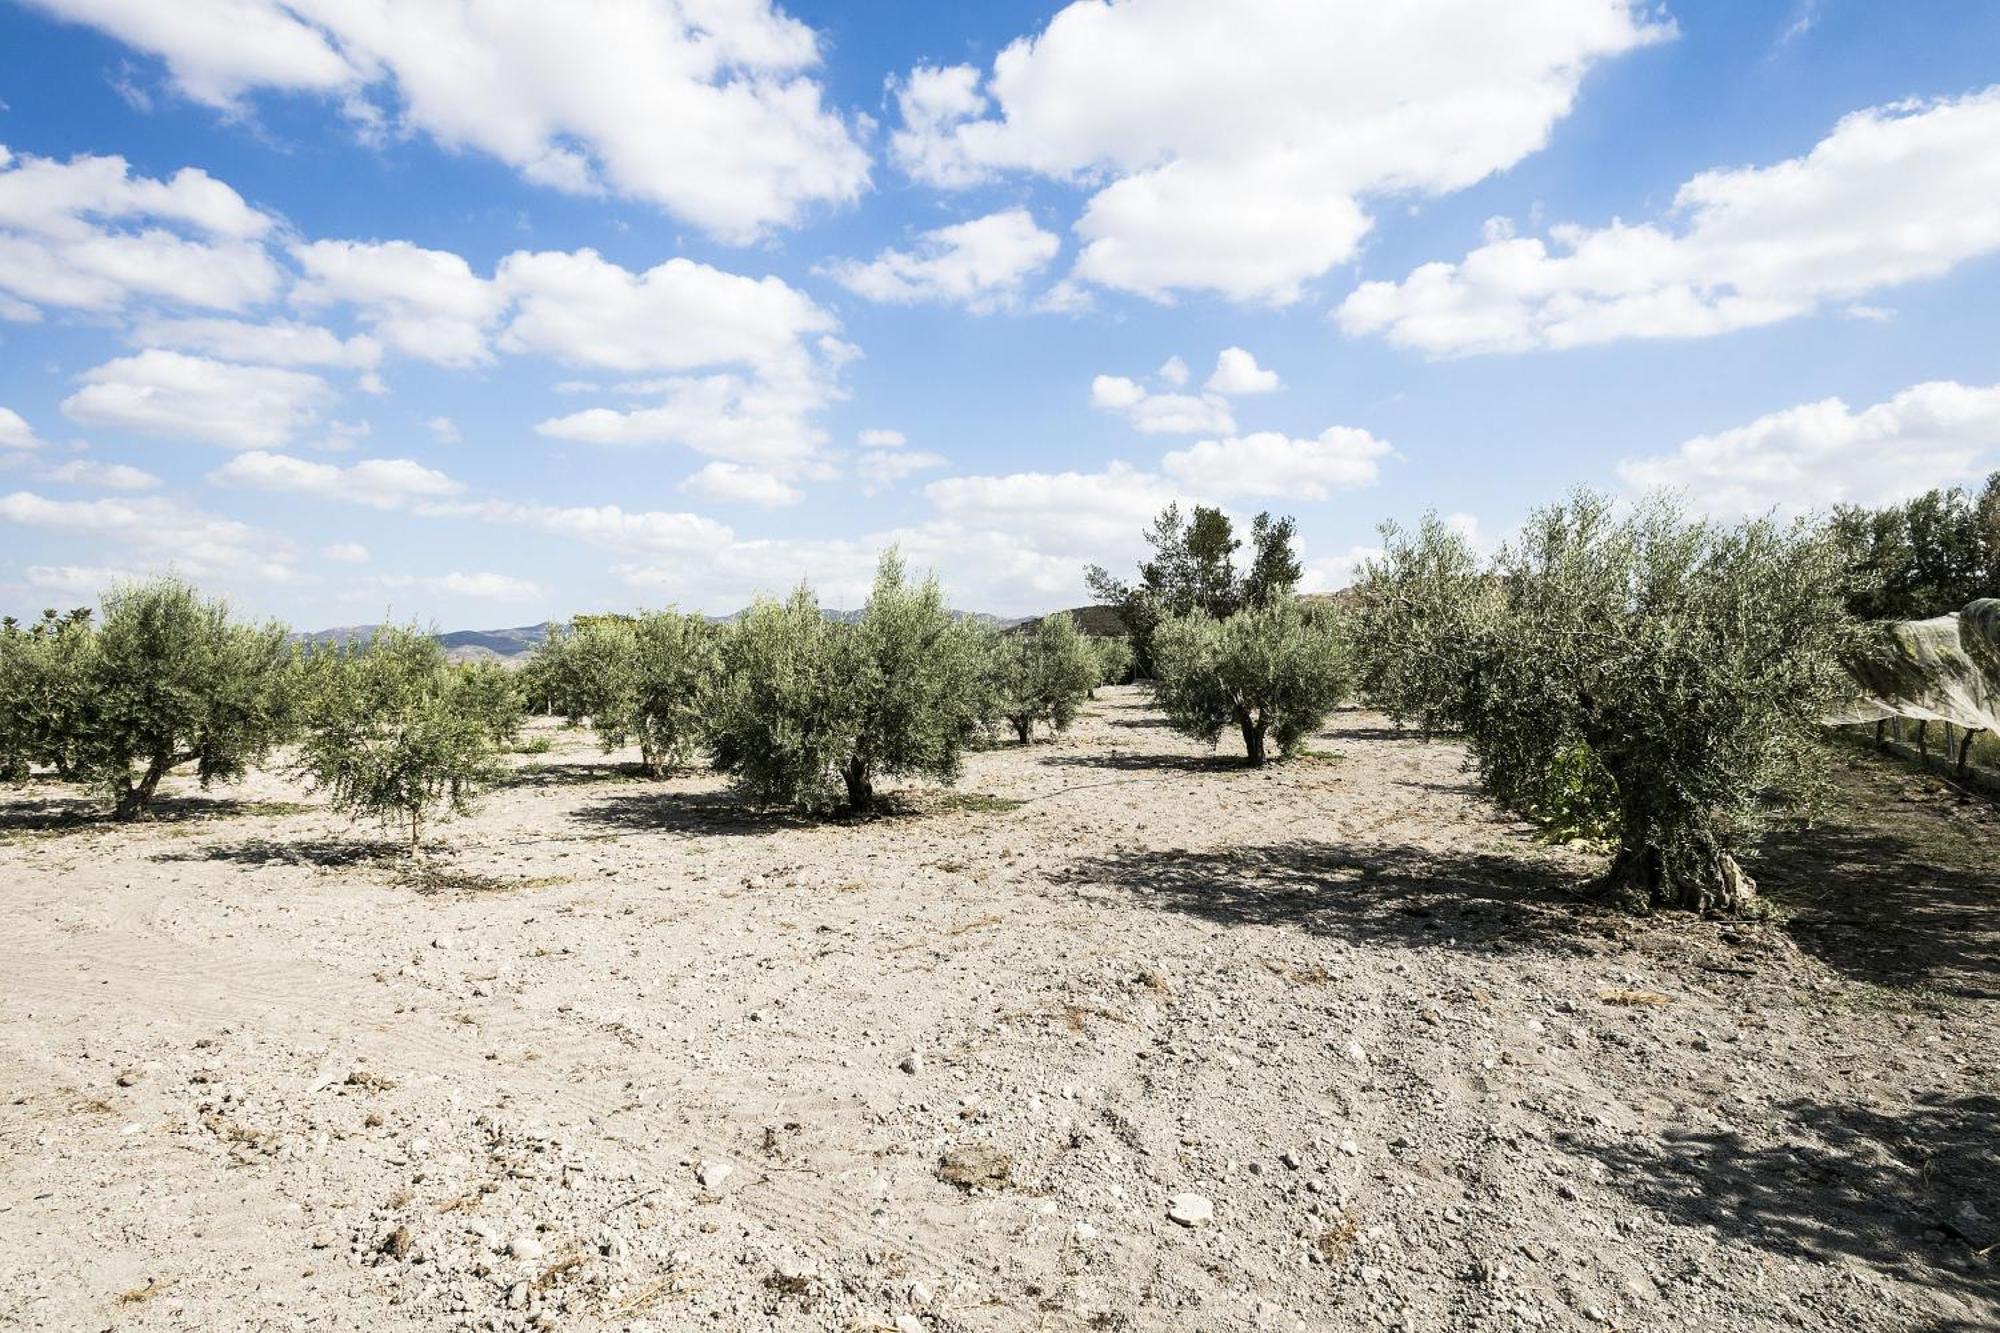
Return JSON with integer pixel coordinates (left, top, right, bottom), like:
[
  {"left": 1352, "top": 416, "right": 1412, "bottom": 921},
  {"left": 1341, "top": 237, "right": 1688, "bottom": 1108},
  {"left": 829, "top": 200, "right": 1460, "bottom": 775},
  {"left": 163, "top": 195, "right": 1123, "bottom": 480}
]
[
  {"left": 1058, "top": 838, "right": 1620, "bottom": 956},
  {"left": 503, "top": 760, "right": 660, "bottom": 788},
  {"left": 0, "top": 793, "right": 312, "bottom": 836},
  {"left": 570, "top": 787, "right": 857, "bottom": 838},
  {"left": 1108, "top": 714, "right": 1174, "bottom": 730},
  {"left": 1316, "top": 723, "right": 1426, "bottom": 743},
  {"left": 1751, "top": 756, "right": 2000, "bottom": 1001},
  {"left": 153, "top": 836, "right": 402, "bottom": 869},
  {"left": 1040, "top": 751, "right": 1253, "bottom": 775},
  {"left": 1579, "top": 1092, "right": 1999, "bottom": 1322},
  {"left": 1402, "top": 778, "right": 1488, "bottom": 798}
]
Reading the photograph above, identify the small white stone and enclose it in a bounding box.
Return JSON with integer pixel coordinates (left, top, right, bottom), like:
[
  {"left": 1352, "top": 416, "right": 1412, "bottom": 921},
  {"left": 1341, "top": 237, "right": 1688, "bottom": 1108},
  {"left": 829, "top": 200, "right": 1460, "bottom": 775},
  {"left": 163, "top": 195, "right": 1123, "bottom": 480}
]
[
  {"left": 898, "top": 1052, "right": 923, "bottom": 1075},
  {"left": 908, "top": 1280, "right": 933, "bottom": 1305},
  {"left": 1167, "top": 1193, "right": 1214, "bottom": 1227},
  {"left": 896, "top": 1317, "right": 924, "bottom": 1333},
  {"left": 696, "top": 1158, "right": 733, "bottom": 1190},
  {"left": 508, "top": 1235, "right": 543, "bottom": 1261},
  {"left": 1073, "top": 1222, "right": 1098, "bottom": 1243}
]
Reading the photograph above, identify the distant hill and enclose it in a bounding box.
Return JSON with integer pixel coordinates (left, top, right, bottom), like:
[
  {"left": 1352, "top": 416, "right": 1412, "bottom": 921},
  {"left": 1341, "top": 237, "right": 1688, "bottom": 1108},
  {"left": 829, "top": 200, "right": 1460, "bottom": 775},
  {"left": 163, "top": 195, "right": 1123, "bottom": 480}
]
[
  {"left": 291, "top": 622, "right": 556, "bottom": 663},
  {"left": 1013, "top": 604, "right": 1129, "bottom": 637},
  {"left": 296, "top": 608, "right": 1035, "bottom": 661}
]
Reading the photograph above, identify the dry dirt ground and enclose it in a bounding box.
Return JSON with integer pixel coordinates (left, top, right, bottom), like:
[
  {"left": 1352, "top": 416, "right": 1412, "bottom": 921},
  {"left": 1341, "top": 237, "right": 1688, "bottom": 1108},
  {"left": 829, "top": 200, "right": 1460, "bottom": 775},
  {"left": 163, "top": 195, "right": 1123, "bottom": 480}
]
[{"left": 2, "top": 686, "right": 1996, "bottom": 1333}]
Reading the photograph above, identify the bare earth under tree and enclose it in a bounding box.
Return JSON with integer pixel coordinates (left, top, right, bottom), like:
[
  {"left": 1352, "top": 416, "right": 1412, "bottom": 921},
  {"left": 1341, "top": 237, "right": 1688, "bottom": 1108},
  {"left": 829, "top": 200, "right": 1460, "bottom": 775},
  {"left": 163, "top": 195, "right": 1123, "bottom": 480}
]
[{"left": 1, "top": 689, "right": 1994, "bottom": 1331}]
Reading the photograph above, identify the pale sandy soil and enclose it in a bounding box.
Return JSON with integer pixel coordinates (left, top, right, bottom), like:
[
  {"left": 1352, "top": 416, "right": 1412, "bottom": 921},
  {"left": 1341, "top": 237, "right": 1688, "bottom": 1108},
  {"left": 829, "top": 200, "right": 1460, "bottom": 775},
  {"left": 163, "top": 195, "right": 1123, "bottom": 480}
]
[{"left": 1, "top": 686, "right": 1995, "bottom": 1333}]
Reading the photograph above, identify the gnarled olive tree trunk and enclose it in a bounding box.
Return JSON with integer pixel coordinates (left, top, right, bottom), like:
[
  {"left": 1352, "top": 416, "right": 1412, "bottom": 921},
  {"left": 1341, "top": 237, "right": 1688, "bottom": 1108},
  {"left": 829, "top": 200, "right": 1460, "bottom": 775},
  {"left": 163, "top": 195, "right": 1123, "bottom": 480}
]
[
  {"left": 1233, "top": 706, "right": 1268, "bottom": 767},
  {"left": 113, "top": 749, "right": 180, "bottom": 820},
  {"left": 1600, "top": 832, "right": 1757, "bottom": 914},
  {"left": 842, "top": 756, "right": 875, "bottom": 813}
]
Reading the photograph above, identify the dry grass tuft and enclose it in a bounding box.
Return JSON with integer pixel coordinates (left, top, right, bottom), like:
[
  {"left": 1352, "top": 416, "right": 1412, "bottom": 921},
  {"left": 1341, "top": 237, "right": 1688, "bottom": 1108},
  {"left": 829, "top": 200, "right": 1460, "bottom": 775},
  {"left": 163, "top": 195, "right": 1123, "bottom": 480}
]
[
  {"left": 1599, "top": 988, "right": 1673, "bottom": 1007},
  {"left": 891, "top": 911, "right": 1002, "bottom": 953},
  {"left": 1261, "top": 958, "right": 1330, "bottom": 986},
  {"left": 115, "top": 1278, "right": 171, "bottom": 1306},
  {"left": 937, "top": 1144, "right": 1013, "bottom": 1191},
  {"left": 1316, "top": 1219, "right": 1361, "bottom": 1263}
]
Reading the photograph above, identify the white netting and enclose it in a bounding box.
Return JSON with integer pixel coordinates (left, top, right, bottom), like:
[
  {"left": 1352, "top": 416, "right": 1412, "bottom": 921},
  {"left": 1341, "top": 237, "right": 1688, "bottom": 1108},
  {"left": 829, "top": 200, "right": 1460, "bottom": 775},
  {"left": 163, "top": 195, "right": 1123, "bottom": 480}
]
[{"left": 1828, "top": 597, "right": 2000, "bottom": 734}]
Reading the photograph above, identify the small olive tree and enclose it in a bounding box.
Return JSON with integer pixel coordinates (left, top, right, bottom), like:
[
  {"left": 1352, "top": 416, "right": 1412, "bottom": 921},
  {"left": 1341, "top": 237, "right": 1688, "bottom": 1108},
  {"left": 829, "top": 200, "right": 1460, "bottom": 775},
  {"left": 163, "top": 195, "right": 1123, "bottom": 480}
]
[
  {"left": 454, "top": 660, "right": 527, "bottom": 748},
  {"left": 530, "top": 618, "right": 632, "bottom": 731},
  {"left": 992, "top": 612, "right": 1098, "bottom": 743},
  {"left": 293, "top": 625, "right": 513, "bottom": 852},
  {"left": 707, "top": 588, "right": 859, "bottom": 812},
  {"left": 707, "top": 554, "right": 986, "bottom": 813},
  {"left": 0, "top": 607, "right": 98, "bottom": 782},
  {"left": 1353, "top": 492, "right": 1856, "bottom": 913},
  {"left": 1091, "top": 635, "right": 1134, "bottom": 694},
  {"left": 562, "top": 611, "right": 719, "bottom": 777},
  {"left": 1348, "top": 513, "right": 1498, "bottom": 735},
  {"left": 1150, "top": 600, "right": 1350, "bottom": 765},
  {"left": 79, "top": 578, "right": 295, "bottom": 818},
  {"left": 843, "top": 552, "right": 990, "bottom": 808}
]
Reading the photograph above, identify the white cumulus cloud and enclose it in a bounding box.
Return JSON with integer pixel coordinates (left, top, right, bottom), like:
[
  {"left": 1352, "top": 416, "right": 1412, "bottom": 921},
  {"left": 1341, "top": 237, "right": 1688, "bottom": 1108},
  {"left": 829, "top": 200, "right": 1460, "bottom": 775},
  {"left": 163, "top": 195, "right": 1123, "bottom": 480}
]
[
  {"left": 1618, "top": 381, "right": 2000, "bottom": 516},
  {"left": 36, "top": 458, "right": 160, "bottom": 491},
  {"left": 290, "top": 239, "right": 503, "bottom": 368},
  {"left": 0, "top": 488, "right": 294, "bottom": 580},
  {"left": 0, "top": 144, "right": 278, "bottom": 318},
  {"left": 681, "top": 461, "right": 804, "bottom": 508},
  {"left": 891, "top": 0, "right": 1666, "bottom": 303},
  {"left": 822, "top": 208, "right": 1061, "bottom": 310},
  {"left": 210, "top": 450, "right": 463, "bottom": 509},
  {"left": 61, "top": 350, "right": 332, "bottom": 449},
  {"left": 24, "top": 0, "right": 869, "bottom": 241},
  {"left": 131, "top": 315, "right": 381, "bottom": 370},
  {"left": 855, "top": 447, "right": 947, "bottom": 491},
  {"left": 1161, "top": 428, "right": 1392, "bottom": 500},
  {"left": 1090, "top": 374, "right": 1234, "bottom": 435},
  {"left": 369, "top": 571, "right": 543, "bottom": 602},
  {"left": 1339, "top": 87, "right": 2000, "bottom": 355},
  {"left": 0, "top": 407, "right": 41, "bottom": 450},
  {"left": 1205, "top": 347, "right": 1281, "bottom": 395}
]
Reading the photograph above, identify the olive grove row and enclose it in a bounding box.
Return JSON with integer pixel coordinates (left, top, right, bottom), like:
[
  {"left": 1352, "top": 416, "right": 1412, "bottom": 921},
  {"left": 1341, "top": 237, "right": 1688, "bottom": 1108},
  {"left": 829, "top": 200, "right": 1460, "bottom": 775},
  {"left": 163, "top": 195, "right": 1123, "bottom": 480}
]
[
  {"left": 0, "top": 556, "right": 1149, "bottom": 848},
  {"left": 2, "top": 476, "right": 1990, "bottom": 913}
]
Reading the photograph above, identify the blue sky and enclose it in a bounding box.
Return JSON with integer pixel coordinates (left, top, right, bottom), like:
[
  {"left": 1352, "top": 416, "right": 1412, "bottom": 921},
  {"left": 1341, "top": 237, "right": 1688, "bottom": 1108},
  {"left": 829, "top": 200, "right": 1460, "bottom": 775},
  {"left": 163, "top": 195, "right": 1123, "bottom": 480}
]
[{"left": 1, "top": 0, "right": 1996, "bottom": 628}]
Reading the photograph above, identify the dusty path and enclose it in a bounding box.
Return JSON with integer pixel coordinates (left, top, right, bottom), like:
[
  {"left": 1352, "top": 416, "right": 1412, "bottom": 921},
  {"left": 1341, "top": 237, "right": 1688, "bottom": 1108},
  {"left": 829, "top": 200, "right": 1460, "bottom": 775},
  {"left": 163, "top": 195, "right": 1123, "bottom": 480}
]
[{"left": 2, "top": 687, "right": 1995, "bottom": 1332}]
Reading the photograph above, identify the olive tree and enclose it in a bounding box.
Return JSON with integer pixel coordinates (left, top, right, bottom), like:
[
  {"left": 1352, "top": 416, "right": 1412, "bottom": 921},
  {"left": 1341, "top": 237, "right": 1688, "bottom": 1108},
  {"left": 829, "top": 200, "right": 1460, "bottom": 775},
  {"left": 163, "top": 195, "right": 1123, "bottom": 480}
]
[
  {"left": 992, "top": 612, "right": 1098, "bottom": 743},
  {"left": 706, "top": 587, "right": 860, "bottom": 812},
  {"left": 842, "top": 552, "right": 990, "bottom": 808},
  {"left": 1353, "top": 492, "right": 1856, "bottom": 913},
  {"left": 1086, "top": 504, "right": 1303, "bottom": 673},
  {"left": 79, "top": 578, "right": 295, "bottom": 819},
  {"left": 1091, "top": 635, "right": 1134, "bottom": 693},
  {"left": 552, "top": 611, "right": 719, "bottom": 776},
  {"left": 0, "top": 607, "right": 97, "bottom": 782},
  {"left": 707, "top": 554, "right": 986, "bottom": 813},
  {"left": 453, "top": 660, "right": 527, "bottom": 748},
  {"left": 1149, "top": 600, "right": 1350, "bottom": 765},
  {"left": 293, "top": 625, "right": 513, "bottom": 852},
  {"left": 1348, "top": 513, "right": 1499, "bottom": 735},
  {"left": 530, "top": 618, "right": 631, "bottom": 731}
]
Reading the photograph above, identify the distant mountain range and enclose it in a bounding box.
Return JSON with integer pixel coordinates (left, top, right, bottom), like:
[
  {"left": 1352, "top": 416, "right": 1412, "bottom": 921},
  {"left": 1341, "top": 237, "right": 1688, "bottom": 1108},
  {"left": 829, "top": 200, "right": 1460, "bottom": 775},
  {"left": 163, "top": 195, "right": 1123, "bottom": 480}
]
[
  {"left": 291, "top": 622, "right": 556, "bottom": 663},
  {"left": 292, "top": 606, "right": 1079, "bottom": 663}
]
